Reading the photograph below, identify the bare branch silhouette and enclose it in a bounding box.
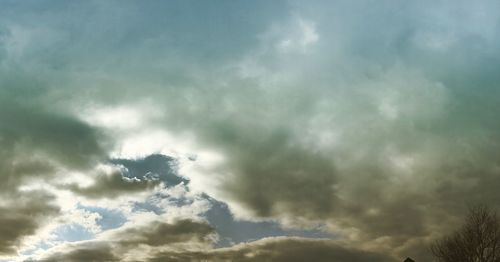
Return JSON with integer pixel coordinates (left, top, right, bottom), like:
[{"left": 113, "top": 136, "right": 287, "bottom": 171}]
[{"left": 431, "top": 205, "right": 500, "bottom": 262}]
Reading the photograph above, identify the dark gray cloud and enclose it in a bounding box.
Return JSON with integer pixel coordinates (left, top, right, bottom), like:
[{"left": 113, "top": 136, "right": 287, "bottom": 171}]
[
  {"left": 0, "top": 103, "right": 105, "bottom": 167},
  {"left": 39, "top": 234, "right": 396, "bottom": 262},
  {"left": 0, "top": 191, "right": 59, "bottom": 255},
  {"left": 114, "top": 219, "right": 214, "bottom": 247},
  {"left": 65, "top": 169, "right": 160, "bottom": 199},
  {"left": 38, "top": 242, "right": 118, "bottom": 262},
  {"left": 220, "top": 130, "right": 338, "bottom": 219},
  {"left": 2, "top": 1, "right": 500, "bottom": 261},
  {"left": 37, "top": 219, "right": 215, "bottom": 262},
  {"left": 65, "top": 154, "right": 189, "bottom": 198},
  {"left": 0, "top": 102, "right": 107, "bottom": 193},
  {"left": 147, "top": 238, "right": 397, "bottom": 262},
  {"left": 151, "top": 2, "right": 500, "bottom": 259},
  {"left": 0, "top": 48, "right": 108, "bottom": 258}
]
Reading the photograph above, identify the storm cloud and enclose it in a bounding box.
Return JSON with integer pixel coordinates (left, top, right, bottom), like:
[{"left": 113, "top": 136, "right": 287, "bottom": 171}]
[
  {"left": 38, "top": 219, "right": 215, "bottom": 262},
  {"left": 1, "top": 1, "right": 500, "bottom": 261},
  {"left": 40, "top": 234, "right": 395, "bottom": 262},
  {"left": 0, "top": 191, "right": 59, "bottom": 255},
  {"left": 147, "top": 237, "right": 397, "bottom": 262}
]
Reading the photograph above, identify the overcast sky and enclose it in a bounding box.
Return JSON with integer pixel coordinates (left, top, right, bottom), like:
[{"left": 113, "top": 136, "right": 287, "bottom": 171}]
[{"left": 1, "top": 1, "right": 500, "bottom": 261}]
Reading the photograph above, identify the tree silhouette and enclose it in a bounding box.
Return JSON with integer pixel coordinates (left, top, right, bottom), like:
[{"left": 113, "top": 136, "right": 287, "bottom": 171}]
[{"left": 431, "top": 205, "right": 500, "bottom": 262}]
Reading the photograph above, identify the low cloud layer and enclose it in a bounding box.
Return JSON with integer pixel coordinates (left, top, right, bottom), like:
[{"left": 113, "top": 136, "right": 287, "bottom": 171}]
[
  {"left": 148, "top": 237, "right": 396, "bottom": 262},
  {"left": 40, "top": 234, "right": 395, "bottom": 262},
  {"left": 38, "top": 219, "right": 215, "bottom": 262}
]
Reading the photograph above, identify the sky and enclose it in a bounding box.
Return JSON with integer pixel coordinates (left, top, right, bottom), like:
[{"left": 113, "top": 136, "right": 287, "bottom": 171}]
[{"left": 1, "top": 0, "right": 500, "bottom": 261}]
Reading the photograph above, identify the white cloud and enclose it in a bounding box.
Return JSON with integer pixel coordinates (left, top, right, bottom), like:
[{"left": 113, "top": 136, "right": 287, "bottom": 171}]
[{"left": 277, "top": 19, "right": 319, "bottom": 53}]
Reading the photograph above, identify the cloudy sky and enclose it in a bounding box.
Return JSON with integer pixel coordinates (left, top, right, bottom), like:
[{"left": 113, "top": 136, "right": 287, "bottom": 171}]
[{"left": 1, "top": 0, "right": 500, "bottom": 261}]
